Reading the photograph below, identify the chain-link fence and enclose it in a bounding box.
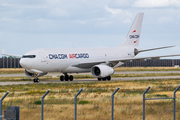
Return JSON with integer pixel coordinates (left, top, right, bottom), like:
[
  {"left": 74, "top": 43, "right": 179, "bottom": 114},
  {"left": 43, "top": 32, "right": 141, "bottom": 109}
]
[{"left": 1, "top": 86, "right": 180, "bottom": 120}]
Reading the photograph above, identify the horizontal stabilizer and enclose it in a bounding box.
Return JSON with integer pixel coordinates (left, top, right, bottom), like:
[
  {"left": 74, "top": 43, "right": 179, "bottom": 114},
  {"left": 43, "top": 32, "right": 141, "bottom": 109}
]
[{"left": 135, "top": 45, "right": 175, "bottom": 55}]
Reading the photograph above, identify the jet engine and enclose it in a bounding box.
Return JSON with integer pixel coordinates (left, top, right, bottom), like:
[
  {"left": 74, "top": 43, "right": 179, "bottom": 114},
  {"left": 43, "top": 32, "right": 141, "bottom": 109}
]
[
  {"left": 91, "top": 64, "right": 114, "bottom": 78},
  {"left": 25, "top": 69, "right": 47, "bottom": 78}
]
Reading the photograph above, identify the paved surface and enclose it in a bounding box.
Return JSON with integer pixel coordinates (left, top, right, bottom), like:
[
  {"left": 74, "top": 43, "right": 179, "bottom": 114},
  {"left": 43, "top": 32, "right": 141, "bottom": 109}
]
[
  {"left": 1, "top": 75, "right": 180, "bottom": 86},
  {"left": 1, "top": 71, "right": 180, "bottom": 77}
]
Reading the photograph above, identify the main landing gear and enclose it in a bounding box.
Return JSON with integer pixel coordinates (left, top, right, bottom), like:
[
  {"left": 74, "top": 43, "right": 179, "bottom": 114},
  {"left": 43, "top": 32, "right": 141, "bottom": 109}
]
[
  {"left": 60, "top": 73, "right": 73, "bottom": 81},
  {"left": 98, "top": 76, "right": 111, "bottom": 81}
]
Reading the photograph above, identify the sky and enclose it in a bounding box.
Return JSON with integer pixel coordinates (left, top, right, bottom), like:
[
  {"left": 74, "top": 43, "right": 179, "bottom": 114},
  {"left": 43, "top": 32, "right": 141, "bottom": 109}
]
[{"left": 0, "top": 0, "right": 180, "bottom": 59}]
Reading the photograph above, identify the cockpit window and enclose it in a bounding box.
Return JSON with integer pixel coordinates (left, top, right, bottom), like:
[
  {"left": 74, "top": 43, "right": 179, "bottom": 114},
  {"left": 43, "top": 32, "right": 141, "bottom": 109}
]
[{"left": 22, "top": 55, "right": 36, "bottom": 58}]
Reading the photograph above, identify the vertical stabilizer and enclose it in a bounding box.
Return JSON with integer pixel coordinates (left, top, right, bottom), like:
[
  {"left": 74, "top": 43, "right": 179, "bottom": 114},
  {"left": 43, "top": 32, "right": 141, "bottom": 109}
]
[{"left": 120, "top": 13, "right": 144, "bottom": 47}]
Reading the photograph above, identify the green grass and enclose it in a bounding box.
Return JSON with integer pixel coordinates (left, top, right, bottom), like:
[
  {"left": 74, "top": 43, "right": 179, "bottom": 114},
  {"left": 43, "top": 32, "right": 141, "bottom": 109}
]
[
  {"left": 34, "top": 101, "right": 41, "bottom": 105},
  {"left": 78, "top": 100, "right": 89, "bottom": 104},
  {"left": 147, "top": 94, "right": 168, "bottom": 98}
]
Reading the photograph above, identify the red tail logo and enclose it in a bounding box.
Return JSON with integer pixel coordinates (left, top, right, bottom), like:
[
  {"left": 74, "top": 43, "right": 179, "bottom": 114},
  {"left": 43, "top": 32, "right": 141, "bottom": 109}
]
[
  {"left": 134, "top": 40, "right": 137, "bottom": 43},
  {"left": 132, "top": 30, "right": 136, "bottom": 33}
]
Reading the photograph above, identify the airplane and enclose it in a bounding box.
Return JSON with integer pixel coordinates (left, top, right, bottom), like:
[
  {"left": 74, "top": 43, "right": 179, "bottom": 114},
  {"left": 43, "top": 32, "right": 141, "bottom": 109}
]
[{"left": 2, "top": 13, "right": 180, "bottom": 83}]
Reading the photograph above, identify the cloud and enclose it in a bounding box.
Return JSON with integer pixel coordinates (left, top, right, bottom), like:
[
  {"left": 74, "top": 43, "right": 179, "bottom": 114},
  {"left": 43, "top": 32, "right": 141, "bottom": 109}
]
[
  {"left": 123, "top": 19, "right": 131, "bottom": 23},
  {"left": 109, "top": 0, "right": 180, "bottom": 8},
  {"left": 47, "top": 8, "right": 69, "bottom": 18},
  {"left": 109, "top": 0, "right": 134, "bottom": 8},
  {"left": 133, "top": 0, "right": 180, "bottom": 8},
  {"left": 157, "top": 16, "right": 173, "bottom": 23},
  {"left": 92, "top": 6, "right": 134, "bottom": 27},
  {"left": 0, "top": 0, "right": 179, "bottom": 34},
  {"left": 105, "top": 6, "right": 122, "bottom": 14}
]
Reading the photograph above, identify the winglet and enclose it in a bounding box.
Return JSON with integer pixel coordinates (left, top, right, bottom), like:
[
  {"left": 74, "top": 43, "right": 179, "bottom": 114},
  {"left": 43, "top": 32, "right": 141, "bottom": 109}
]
[
  {"left": 1, "top": 49, "right": 22, "bottom": 58},
  {"left": 2, "top": 49, "right": 6, "bottom": 55}
]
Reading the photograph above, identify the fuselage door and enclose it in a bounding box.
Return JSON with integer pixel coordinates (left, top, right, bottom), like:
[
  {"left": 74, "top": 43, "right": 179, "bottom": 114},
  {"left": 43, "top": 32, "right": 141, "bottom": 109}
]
[{"left": 39, "top": 52, "right": 47, "bottom": 62}]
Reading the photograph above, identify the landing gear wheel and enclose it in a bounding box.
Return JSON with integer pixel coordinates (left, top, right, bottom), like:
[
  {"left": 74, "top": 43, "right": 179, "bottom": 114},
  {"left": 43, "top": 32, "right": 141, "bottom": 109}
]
[
  {"left": 65, "top": 75, "right": 69, "bottom": 81},
  {"left": 107, "top": 76, "right": 111, "bottom": 81},
  {"left": 60, "top": 75, "right": 64, "bottom": 81},
  {"left": 98, "top": 78, "right": 101, "bottom": 81},
  {"left": 69, "top": 75, "right": 73, "bottom": 81},
  {"left": 34, "top": 78, "right": 39, "bottom": 83},
  {"left": 102, "top": 78, "right": 106, "bottom": 81}
]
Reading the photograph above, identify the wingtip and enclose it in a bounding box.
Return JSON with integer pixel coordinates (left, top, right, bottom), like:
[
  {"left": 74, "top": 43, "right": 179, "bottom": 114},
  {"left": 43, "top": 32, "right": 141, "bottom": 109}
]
[{"left": 2, "top": 49, "right": 6, "bottom": 55}]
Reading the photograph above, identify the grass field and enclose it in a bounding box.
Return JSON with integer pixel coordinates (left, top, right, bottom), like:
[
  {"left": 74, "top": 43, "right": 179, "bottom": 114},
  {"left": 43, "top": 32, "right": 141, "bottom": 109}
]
[
  {"left": 0, "top": 78, "right": 180, "bottom": 120},
  {"left": 0, "top": 68, "right": 24, "bottom": 74}
]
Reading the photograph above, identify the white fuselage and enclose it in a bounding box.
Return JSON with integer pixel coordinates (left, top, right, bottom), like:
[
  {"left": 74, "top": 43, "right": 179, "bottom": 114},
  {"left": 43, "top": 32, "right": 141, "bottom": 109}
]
[{"left": 20, "top": 46, "right": 135, "bottom": 74}]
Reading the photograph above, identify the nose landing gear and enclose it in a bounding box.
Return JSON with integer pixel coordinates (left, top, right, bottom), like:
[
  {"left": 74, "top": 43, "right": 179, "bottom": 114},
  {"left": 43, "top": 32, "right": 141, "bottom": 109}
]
[
  {"left": 60, "top": 73, "right": 74, "bottom": 81},
  {"left": 33, "top": 73, "right": 40, "bottom": 83},
  {"left": 33, "top": 77, "right": 39, "bottom": 83}
]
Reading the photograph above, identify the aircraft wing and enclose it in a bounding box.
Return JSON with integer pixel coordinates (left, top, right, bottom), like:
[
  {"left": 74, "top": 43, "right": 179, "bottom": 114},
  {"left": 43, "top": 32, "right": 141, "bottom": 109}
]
[
  {"left": 72, "top": 54, "right": 180, "bottom": 68},
  {"left": 2, "top": 49, "right": 22, "bottom": 58}
]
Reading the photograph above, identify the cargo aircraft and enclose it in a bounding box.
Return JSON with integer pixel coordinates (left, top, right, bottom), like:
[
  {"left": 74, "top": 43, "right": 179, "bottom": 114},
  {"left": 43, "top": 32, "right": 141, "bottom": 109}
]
[{"left": 2, "top": 13, "right": 180, "bottom": 82}]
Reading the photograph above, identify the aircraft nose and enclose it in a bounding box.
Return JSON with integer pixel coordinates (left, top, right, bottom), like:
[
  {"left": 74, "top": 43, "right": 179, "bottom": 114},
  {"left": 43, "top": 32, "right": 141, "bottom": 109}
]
[{"left": 20, "top": 58, "right": 32, "bottom": 69}]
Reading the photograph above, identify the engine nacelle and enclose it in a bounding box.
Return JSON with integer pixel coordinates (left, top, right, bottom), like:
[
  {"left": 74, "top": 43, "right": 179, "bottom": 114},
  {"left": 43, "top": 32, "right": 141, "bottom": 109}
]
[
  {"left": 25, "top": 69, "right": 47, "bottom": 78},
  {"left": 91, "top": 64, "right": 114, "bottom": 78},
  {"left": 25, "top": 69, "right": 36, "bottom": 78}
]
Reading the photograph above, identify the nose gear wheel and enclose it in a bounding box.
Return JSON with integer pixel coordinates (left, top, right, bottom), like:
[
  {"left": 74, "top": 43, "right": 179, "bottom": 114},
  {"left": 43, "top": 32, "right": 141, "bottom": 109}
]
[{"left": 34, "top": 77, "right": 39, "bottom": 83}]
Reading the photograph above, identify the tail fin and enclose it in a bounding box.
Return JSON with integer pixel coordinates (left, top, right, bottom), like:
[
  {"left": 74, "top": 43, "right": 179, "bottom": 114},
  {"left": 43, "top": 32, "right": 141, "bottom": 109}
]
[{"left": 120, "top": 13, "right": 144, "bottom": 47}]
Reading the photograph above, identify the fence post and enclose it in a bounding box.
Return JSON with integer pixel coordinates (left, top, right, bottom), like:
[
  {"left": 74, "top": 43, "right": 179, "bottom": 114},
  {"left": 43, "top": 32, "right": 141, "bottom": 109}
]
[
  {"left": 112, "top": 87, "right": 120, "bottom": 120},
  {"left": 174, "top": 86, "right": 180, "bottom": 120},
  {"left": 75, "top": 88, "right": 83, "bottom": 120},
  {"left": 143, "top": 86, "right": 151, "bottom": 120},
  {"left": 0, "top": 91, "right": 9, "bottom": 120},
  {"left": 41, "top": 89, "right": 50, "bottom": 120}
]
